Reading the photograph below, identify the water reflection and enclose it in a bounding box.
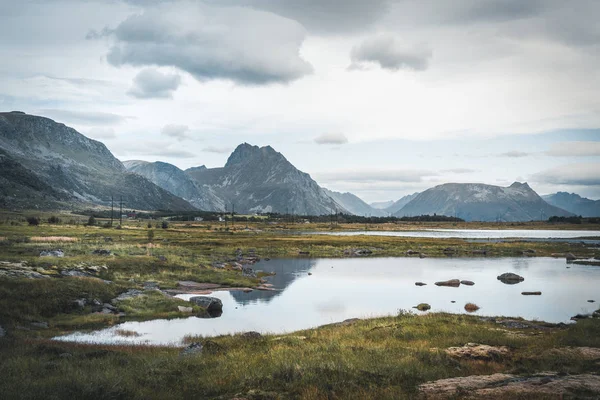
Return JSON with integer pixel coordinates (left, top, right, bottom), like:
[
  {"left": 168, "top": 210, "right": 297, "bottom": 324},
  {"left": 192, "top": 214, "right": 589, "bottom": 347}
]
[{"left": 54, "top": 257, "right": 600, "bottom": 346}]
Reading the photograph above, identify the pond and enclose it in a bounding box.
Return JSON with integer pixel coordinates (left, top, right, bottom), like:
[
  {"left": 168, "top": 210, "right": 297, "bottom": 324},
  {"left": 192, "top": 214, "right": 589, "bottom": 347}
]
[
  {"left": 54, "top": 257, "right": 600, "bottom": 346},
  {"left": 309, "top": 229, "right": 600, "bottom": 241}
]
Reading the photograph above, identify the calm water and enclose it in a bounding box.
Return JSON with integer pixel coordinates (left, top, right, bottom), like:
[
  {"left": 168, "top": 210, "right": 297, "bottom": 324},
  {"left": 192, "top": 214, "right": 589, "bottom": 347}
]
[
  {"left": 310, "top": 229, "right": 600, "bottom": 240},
  {"left": 55, "top": 257, "right": 600, "bottom": 346}
]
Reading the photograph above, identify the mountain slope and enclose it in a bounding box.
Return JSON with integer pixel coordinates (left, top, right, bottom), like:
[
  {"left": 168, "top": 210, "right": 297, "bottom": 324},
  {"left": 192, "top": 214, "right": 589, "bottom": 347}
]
[
  {"left": 395, "top": 182, "right": 573, "bottom": 222},
  {"left": 123, "top": 160, "right": 225, "bottom": 211},
  {"left": 0, "top": 112, "right": 195, "bottom": 211},
  {"left": 542, "top": 192, "right": 600, "bottom": 217},
  {"left": 185, "top": 143, "right": 347, "bottom": 215},
  {"left": 385, "top": 192, "right": 420, "bottom": 215},
  {"left": 370, "top": 200, "right": 395, "bottom": 210},
  {"left": 323, "top": 189, "right": 386, "bottom": 217}
]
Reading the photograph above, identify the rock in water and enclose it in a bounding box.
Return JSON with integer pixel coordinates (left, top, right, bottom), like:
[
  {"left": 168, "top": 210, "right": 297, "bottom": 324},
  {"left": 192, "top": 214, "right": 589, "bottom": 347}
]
[
  {"left": 415, "top": 282, "right": 427, "bottom": 286},
  {"left": 497, "top": 272, "right": 524, "bottom": 284},
  {"left": 414, "top": 303, "right": 431, "bottom": 311},
  {"left": 435, "top": 279, "right": 461, "bottom": 287},
  {"left": 460, "top": 280, "right": 475, "bottom": 286},
  {"left": 522, "top": 291, "right": 542, "bottom": 295},
  {"left": 189, "top": 296, "right": 223, "bottom": 313}
]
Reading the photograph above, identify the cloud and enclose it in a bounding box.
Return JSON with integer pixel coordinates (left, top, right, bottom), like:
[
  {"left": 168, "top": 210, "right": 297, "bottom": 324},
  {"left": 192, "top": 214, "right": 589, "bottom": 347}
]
[
  {"left": 442, "top": 168, "right": 478, "bottom": 174},
  {"left": 545, "top": 141, "right": 600, "bottom": 157},
  {"left": 349, "top": 34, "right": 432, "bottom": 71},
  {"left": 531, "top": 163, "right": 600, "bottom": 186},
  {"left": 202, "top": 146, "right": 233, "bottom": 154},
  {"left": 207, "top": 0, "right": 392, "bottom": 34},
  {"left": 37, "top": 109, "right": 128, "bottom": 126},
  {"left": 106, "top": 2, "right": 313, "bottom": 85},
  {"left": 161, "top": 124, "right": 189, "bottom": 141},
  {"left": 314, "top": 133, "right": 348, "bottom": 145},
  {"left": 499, "top": 150, "right": 529, "bottom": 158},
  {"left": 87, "top": 127, "right": 116, "bottom": 140},
  {"left": 314, "top": 168, "right": 437, "bottom": 184},
  {"left": 127, "top": 68, "right": 181, "bottom": 99}
]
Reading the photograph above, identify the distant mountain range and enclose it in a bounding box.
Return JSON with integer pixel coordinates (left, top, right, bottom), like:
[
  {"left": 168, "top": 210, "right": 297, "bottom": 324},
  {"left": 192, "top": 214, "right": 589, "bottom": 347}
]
[
  {"left": 0, "top": 111, "right": 594, "bottom": 220},
  {"left": 0, "top": 112, "right": 194, "bottom": 211},
  {"left": 542, "top": 192, "right": 600, "bottom": 217},
  {"left": 394, "top": 182, "right": 573, "bottom": 222}
]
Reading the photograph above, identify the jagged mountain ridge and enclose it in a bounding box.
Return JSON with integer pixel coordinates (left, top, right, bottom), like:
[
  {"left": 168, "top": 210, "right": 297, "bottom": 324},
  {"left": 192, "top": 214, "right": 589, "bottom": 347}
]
[
  {"left": 395, "top": 182, "right": 573, "bottom": 222},
  {"left": 542, "top": 192, "right": 600, "bottom": 217},
  {"left": 385, "top": 192, "right": 420, "bottom": 215},
  {"left": 123, "top": 160, "right": 225, "bottom": 211},
  {"left": 185, "top": 143, "right": 348, "bottom": 215},
  {"left": 0, "top": 112, "right": 195, "bottom": 211}
]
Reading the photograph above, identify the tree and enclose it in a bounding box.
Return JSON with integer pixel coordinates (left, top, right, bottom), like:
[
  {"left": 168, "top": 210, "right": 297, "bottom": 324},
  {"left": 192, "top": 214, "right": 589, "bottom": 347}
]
[
  {"left": 27, "top": 216, "right": 40, "bottom": 226},
  {"left": 161, "top": 221, "right": 169, "bottom": 229},
  {"left": 87, "top": 216, "right": 96, "bottom": 226}
]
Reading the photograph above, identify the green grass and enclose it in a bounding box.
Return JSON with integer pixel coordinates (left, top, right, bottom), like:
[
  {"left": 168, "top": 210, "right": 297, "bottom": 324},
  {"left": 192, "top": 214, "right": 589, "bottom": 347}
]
[{"left": 0, "top": 313, "right": 598, "bottom": 399}]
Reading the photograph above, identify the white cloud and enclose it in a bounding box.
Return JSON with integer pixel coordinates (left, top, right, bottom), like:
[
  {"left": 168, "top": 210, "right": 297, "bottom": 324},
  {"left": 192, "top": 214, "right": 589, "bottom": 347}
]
[
  {"left": 531, "top": 162, "right": 600, "bottom": 186},
  {"left": 128, "top": 69, "right": 181, "bottom": 99},
  {"left": 546, "top": 141, "right": 600, "bottom": 157},
  {"left": 499, "top": 150, "right": 529, "bottom": 158},
  {"left": 161, "top": 124, "right": 189, "bottom": 141},
  {"left": 349, "top": 34, "right": 432, "bottom": 71},
  {"left": 202, "top": 146, "right": 233, "bottom": 154}
]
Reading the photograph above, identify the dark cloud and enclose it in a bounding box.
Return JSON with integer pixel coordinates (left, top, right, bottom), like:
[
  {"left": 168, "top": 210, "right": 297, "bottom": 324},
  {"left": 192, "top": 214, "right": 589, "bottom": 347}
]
[
  {"left": 499, "top": 151, "right": 529, "bottom": 158},
  {"left": 545, "top": 141, "right": 600, "bottom": 157},
  {"left": 349, "top": 34, "right": 431, "bottom": 71},
  {"left": 314, "top": 133, "right": 348, "bottom": 145},
  {"left": 37, "top": 109, "right": 128, "bottom": 126},
  {"left": 106, "top": 2, "right": 313, "bottom": 85},
  {"left": 531, "top": 163, "right": 600, "bottom": 186},
  {"left": 127, "top": 68, "right": 181, "bottom": 99},
  {"left": 161, "top": 124, "right": 189, "bottom": 141}
]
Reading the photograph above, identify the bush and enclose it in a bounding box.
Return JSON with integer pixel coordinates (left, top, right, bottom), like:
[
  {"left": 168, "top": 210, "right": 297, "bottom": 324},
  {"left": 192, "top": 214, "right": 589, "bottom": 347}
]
[
  {"left": 147, "top": 230, "right": 154, "bottom": 242},
  {"left": 27, "top": 216, "right": 40, "bottom": 226},
  {"left": 161, "top": 221, "right": 169, "bottom": 229},
  {"left": 48, "top": 216, "right": 61, "bottom": 224},
  {"left": 147, "top": 222, "right": 152, "bottom": 229},
  {"left": 87, "top": 216, "right": 96, "bottom": 226}
]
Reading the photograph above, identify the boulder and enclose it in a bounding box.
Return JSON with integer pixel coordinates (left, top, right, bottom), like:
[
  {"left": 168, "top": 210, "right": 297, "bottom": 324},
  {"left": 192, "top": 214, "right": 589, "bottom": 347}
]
[
  {"left": 40, "top": 249, "right": 64, "bottom": 257},
  {"left": 189, "top": 296, "right": 223, "bottom": 313},
  {"left": 460, "top": 280, "right": 475, "bottom": 286},
  {"left": 445, "top": 343, "right": 511, "bottom": 361},
  {"left": 242, "top": 267, "right": 256, "bottom": 278},
  {"left": 522, "top": 291, "right": 542, "bottom": 295},
  {"left": 415, "top": 282, "right": 427, "bottom": 286},
  {"left": 414, "top": 303, "right": 431, "bottom": 311},
  {"left": 497, "top": 272, "right": 524, "bottom": 284},
  {"left": 92, "top": 249, "right": 111, "bottom": 256},
  {"left": 73, "top": 298, "right": 87, "bottom": 308},
  {"left": 112, "top": 289, "right": 145, "bottom": 303},
  {"left": 61, "top": 270, "right": 93, "bottom": 277},
  {"left": 406, "top": 249, "right": 419, "bottom": 255},
  {"left": 435, "top": 279, "right": 461, "bottom": 287},
  {"left": 565, "top": 253, "right": 576, "bottom": 261},
  {"left": 241, "top": 331, "right": 262, "bottom": 339}
]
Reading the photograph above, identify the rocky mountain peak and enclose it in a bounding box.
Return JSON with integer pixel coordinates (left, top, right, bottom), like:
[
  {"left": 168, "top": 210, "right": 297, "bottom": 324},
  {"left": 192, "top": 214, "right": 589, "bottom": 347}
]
[
  {"left": 225, "top": 143, "right": 282, "bottom": 168},
  {"left": 509, "top": 182, "right": 531, "bottom": 190}
]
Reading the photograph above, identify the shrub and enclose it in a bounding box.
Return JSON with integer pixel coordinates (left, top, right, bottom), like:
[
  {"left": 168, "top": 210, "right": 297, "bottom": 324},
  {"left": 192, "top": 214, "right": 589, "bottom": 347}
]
[
  {"left": 147, "top": 230, "right": 154, "bottom": 242},
  {"left": 147, "top": 222, "right": 152, "bottom": 229},
  {"left": 161, "top": 221, "right": 169, "bottom": 229},
  {"left": 47, "top": 216, "right": 61, "bottom": 224},
  {"left": 27, "top": 216, "right": 40, "bottom": 226},
  {"left": 87, "top": 216, "right": 96, "bottom": 226}
]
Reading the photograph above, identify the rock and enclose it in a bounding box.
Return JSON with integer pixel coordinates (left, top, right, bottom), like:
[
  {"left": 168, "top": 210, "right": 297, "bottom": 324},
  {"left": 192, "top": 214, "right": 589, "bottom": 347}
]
[
  {"left": 0, "top": 325, "right": 5, "bottom": 338},
  {"left": 406, "top": 249, "right": 419, "bottom": 255},
  {"left": 445, "top": 343, "right": 511, "bottom": 361},
  {"left": 565, "top": 253, "right": 577, "bottom": 261},
  {"left": 571, "top": 313, "right": 592, "bottom": 321},
  {"left": 242, "top": 267, "right": 257, "bottom": 278},
  {"left": 435, "top": 279, "right": 461, "bottom": 287},
  {"left": 39, "top": 249, "right": 64, "bottom": 257},
  {"left": 102, "top": 303, "right": 117, "bottom": 312},
  {"left": 298, "top": 251, "right": 310, "bottom": 255},
  {"left": 415, "top": 282, "right": 427, "bottom": 286},
  {"left": 308, "top": 272, "right": 312, "bottom": 276},
  {"left": 112, "top": 289, "right": 145, "bottom": 302},
  {"left": 60, "top": 270, "right": 93, "bottom": 277},
  {"left": 472, "top": 249, "right": 487, "bottom": 255},
  {"left": 180, "top": 342, "right": 203, "bottom": 357},
  {"left": 543, "top": 347, "right": 600, "bottom": 361},
  {"left": 523, "top": 249, "right": 536, "bottom": 254},
  {"left": 92, "top": 249, "right": 111, "bottom": 256},
  {"left": 73, "top": 298, "right": 87, "bottom": 308},
  {"left": 91, "top": 299, "right": 102, "bottom": 306},
  {"left": 460, "top": 280, "right": 475, "bottom": 286},
  {"left": 522, "top": 291, "right": 542, "bottom": 295},
  {"left": 353, "top": 249, "right": 372, "bottom": 256},
  {"left": 178, "top": 306, "right": 193, "bottom": 313},
  {"left": 30, "top": 322, "right": 49, "bottom": 329},
  {"left": 497, "top": 272, "right": 524, "bottom": 284},
  {"left": 241, "top": 331, "right": 262, "bottom": 339},
  {"left": 143, "top": 281, "right": 159, "bottom": 290},
  {"left": 103, "top": 237, "right": 113, "bottom": 242},
  {"left": 464, "top": 303, "right": 480, "bottom": 312},
  {"left": 588, "top": 300, "right": 595, "bottom": 303},
  {"left": 419, "top": 253, "right": 427, "bottom": 258},
  {"left": 414, "top": 303, "right": 431, "bottom": 311},
  {"left": 419, "top": 372, "right": 600, "bottom": 399},
  {"left": 189, "top": 296, "right": 223, "bottom": 313},
  {"left": 451, "top": 301, "right": 456, "bottom": 303}
]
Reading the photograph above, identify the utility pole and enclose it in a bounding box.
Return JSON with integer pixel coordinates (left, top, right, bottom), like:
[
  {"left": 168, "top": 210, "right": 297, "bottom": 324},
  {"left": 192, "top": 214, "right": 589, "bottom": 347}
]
[
  {"left": 119, "top": 195, "right": 123, "bottom": 226},
  {"left": 110, "top": 195, "right": 114, "bottom": 227}
]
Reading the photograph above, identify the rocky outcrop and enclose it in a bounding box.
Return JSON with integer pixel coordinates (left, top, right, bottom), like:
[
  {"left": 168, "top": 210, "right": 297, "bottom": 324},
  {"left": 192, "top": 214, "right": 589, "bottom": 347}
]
[
  {"left": 497, "top": 273, "right": 524, "bottom": 284},
  {"left": 435, "top": 279, "right": 461, "bottom": 287},
  {"left": 189, "top": 296, "right": 223, "bottom": 313},
  {"left": 444, "top": 343, "right": 511, "bottom": 361}
]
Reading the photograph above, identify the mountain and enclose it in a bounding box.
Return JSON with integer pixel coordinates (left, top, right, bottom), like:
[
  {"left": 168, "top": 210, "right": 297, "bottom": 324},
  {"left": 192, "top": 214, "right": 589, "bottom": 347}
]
[
  {"left": 370, "top": 200, "right": 395, "bottom": 210},
  {"left": 394, "top": 182, "right": 573, "bottom": 222},
  {"left": 123, "top": 160, "right": 225, "bottom": 211},
  {"left": 542, "top": 192, "right": 600, "bottom": 217},
  {"left": 185, "top": 143, "right": 347, "bottom": 215},
  {"left": 0, "top": 112, "right": 195, "bottom": 211},
  {"left": 323, "top": 189, "right": 386, "bottom": 217},
  {"left": 385, "top": 192, "right": 420, "bottom": 215}
]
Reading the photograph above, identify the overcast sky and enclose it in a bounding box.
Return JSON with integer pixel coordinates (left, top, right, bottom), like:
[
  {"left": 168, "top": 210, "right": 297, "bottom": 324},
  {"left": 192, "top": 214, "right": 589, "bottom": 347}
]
[{"left": 1, "top": 0, "right": 599, "bottom": 202}]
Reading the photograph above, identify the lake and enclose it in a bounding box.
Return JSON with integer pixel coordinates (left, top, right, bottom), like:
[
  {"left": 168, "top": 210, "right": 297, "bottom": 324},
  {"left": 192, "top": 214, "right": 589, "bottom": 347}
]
[
  {"left": 54, "top": 257, "right": 600, "bottom": 346},
  {"left": 309, "top": 229, "right": 600, "bottom": 240}
]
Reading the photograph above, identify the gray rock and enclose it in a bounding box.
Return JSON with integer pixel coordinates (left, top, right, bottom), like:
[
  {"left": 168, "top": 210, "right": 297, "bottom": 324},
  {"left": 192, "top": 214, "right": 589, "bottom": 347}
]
[
  {"left": 189, "top": 296, "right": 223, "bottom": 313},
  {"left": 414, "top": 303, "right": 431, "bottom": 311},
  {"left": 92, "top": 249, "right": 111, "bottom": 256},
  {"left": 353, "top": 249, "right": 373, "bottom": 256},
  {"left": 497, "top": 272, "right": 525, "bottom": 284},
  {"left": 113, "top": 289, "right": 145, "bottom": 302},
  {"left": 565, "top": 253, "right": 576, "bottom": 261},
  {"left": 73, "top": 298, "right": 87, "bottom": 308},
  {"left": 180, "top": 342, "right": 203, "bottom": 357},
  {"left": 178, "top": 306, "right": 193, "bottom": 313},
  {"left": 61, "top": 270, "right": 93, "bottom": 277},
  {"left": 40, "top": 249, "right": 64, "bottom": 257},
  {"left": 242, "top": 267, "right": 256, "bottom": 278},
  {"left": 91, "top": 299, "right": 102, "bottom": 306},
  {"left": 460, "top": 280, "right": 475, "bottom": 286},
  {"left": 143, "top": 281, "right": 159, "bottom": 290},
  {"left": 241, "top": 331, "right": 262, "bottom": 339},
  {"left": 103, "top": 303, "right": 117, "bottom": 311},
  {"left": 31, "top": 322, "right": 48, "bottom": 329},
  {"left": 415, "top": 282, "right": 427, "bottom": 286}
]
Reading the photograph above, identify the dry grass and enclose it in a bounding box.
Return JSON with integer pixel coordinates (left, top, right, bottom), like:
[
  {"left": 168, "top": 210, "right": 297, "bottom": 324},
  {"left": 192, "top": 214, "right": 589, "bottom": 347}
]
[{"left": 30, "top": 236, "right": 78, "bottom": 242}]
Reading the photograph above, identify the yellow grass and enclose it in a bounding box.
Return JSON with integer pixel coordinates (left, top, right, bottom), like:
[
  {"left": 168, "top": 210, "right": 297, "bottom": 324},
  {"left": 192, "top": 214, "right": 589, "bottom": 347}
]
[{"left": 29, "top": 236, "right": 78, "bottom": 242}]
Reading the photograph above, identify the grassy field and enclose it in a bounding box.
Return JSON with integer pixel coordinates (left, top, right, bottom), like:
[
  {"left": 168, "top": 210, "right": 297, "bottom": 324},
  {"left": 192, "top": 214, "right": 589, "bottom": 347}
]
[{"left": 1, "top": 213, "right": 599, "bottom": 398}]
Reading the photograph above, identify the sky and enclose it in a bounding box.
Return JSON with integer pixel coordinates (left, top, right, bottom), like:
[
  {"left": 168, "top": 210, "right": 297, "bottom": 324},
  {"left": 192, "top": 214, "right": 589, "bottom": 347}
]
[{"left": 1, "top": 0, "right": 599, "bottom": 202}]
